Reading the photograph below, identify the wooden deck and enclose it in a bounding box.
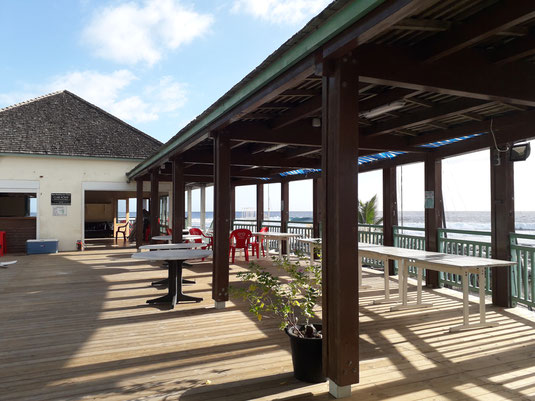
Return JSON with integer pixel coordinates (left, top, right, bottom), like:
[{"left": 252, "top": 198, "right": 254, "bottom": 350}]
[{"left": 1, "top": 249, "right": 535, "bottom": 401}]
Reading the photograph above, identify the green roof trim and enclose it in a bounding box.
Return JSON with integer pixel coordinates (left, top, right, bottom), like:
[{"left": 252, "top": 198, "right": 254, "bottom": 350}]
[{"left": 127, "top": 0, "right": 385, "bottom": 180}]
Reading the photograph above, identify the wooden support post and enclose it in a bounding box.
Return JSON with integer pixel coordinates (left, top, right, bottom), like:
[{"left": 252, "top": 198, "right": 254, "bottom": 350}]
[
  {"left": 382, "top": 168, "right": 398, "bottom": 275},
  {"left": 213, "top": 134, "right": 231, "bottom": 307},
  {"left": 490, "top": 148, "right": 514, "bottom": 307},
  {"left": 322, "top": 55, "right": 360, "bottom": 392},
  {"left": 125, "top": 198, "right": 130, "bottom": 238},
  {"left": 112, "top": 196, "right": 118, "bottom": 241},
  {"left": 150, "top": 169, "right": 160, "bottom": 241},
  {"left": 281, "top": 180, "right": 289, "bottom": 254},
  {"left": 424, "top": 154, "right": 443, "bottom": 288},
  {"left": 313, "top": 178, "right": 322, "bottom": 239},
  {"left": 136, "top": 179, "right": 144, "bottom": 248},
  {"left": 200, "top": 184, "right": 206, "bottom": 231},
  {"left": 230, "top": 185, "right": 236, "bottom": 230},
  {"left": 256, "top": 183, "right": 264, "bottom": 231},
  {"left": 186, "top": 188, "right": 192, "bottom": 228},
  {"left": 172, "top": 156, "right": 185, "bottom": 243}
]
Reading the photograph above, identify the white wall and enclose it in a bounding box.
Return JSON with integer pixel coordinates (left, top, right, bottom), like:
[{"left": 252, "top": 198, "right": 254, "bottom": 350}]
[{"left": 0, "top": 155, "right": 146, "bottom": 251}]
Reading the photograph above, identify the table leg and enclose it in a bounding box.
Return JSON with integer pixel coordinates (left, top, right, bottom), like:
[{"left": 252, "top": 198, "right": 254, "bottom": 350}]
[
  {"left": 450, "top": 268, "right": 498, "bottom": 332},
  {"left": 265, "top": 237, "right": 270, "bottom": 257},
  {"left": 391, "top": 262, "right": 432, "bottom": 311},
  {"left": 278, "top": 240, "right": 283, "bottom": 259},
  {"left": 310, "top": 245, "right": 314, "bottom": 264},
  {"left": 373, "top": 256, "right": 401, "bottom": 304},
  {"left": 358, "top": 253, "right": 371, "bottom": 290}
]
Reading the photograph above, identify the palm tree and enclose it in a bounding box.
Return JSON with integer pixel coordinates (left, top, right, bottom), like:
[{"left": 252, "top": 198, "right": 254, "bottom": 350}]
[{"left": 358, "top": 195, "right": 383, "bottom": 225}]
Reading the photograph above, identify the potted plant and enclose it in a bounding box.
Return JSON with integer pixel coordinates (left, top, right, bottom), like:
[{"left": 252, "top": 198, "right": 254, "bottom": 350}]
[{"left": 231, "top": 256, "right": 325, "bottom": 383}]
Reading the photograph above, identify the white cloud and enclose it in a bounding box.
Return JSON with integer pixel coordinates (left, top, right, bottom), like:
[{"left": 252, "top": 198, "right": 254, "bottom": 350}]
[
  {"left": 232, "top": 0, "right": 331, "bottom": 25},
  {"left": 22, "top": 70, "right": 189, "bottom": 124},
  {"left": 82, "top": 0, "right": 213, "bottom": 66}
]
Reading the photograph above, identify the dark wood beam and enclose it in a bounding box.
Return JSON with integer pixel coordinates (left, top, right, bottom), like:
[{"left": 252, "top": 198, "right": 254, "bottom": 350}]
[
  {"left": 359, "top": 88, "right": 417, "bottom": 113},
  {"left": 490, "top": 148, "right": 514, "bottom": 307},
  {"left": 213, "top": 134, "right": 231, "bottom": 305},
  {"left": 359, "top": 44, "right": 535, "bottom": 107},
  {"left": 424, "top": 154, "right": 442, "bottom": 288},
  {"left": 421, "top": 0, "right": 535, "bottom": 62},
  {"left": 313, "top": 178, "right": 321, "bottom": 239},
  {"left": 256, "top": 184, "right": 264, "bottom": 231},
  {"left": 150, "top": 169, "right": 160, "bottom": 241},
  {"left": 382, "top": 167, "right": 398, "bottom": 275},
  {"left": 393, "top": 18, "right": 450, "bottom": 32},
  {"left": 322, "top": 0, "right": 439, "bottom": 60},
  {"left": 358, "top": 152, "right": 425, "bottom": 173},
  {"left": 409, "top": 110, "right": 531, "bottom": 147},
  {"left": 281, "top": 181, "right": 289, "bottom": 254},
  {"left": 283, "top": 147, "right": 322, "bottom": 159},
  {"left": 226, "top": 121, "right": 321, "bottom": 146},
  {"left": 270, "top": 96, "right": 321, "bottom": 130},
  {"left": 136, "top": 179, "right": 144, "bottom": 248},
  {"left": 491, "top": 33, "right": 535, "bottom": 65},
  {"left": 172, "top": 157, "right": 185, "bottom": 243},
  {"left": 321, "top": 56, "right": 360, "bottom": 390},
  {"left": 183, "top": 148, "right": 321, "bottom": 169},
  {"left": 363, "top": 98, "right": 487, "bottom": 138},
  {"left": 184, "top": 164, "right": 295, "bottom": 179}
]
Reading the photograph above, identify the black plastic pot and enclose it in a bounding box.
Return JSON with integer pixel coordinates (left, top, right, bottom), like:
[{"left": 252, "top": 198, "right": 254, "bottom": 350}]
[{"left": 285, "top": 324, "right": 325, "bottom": 383}]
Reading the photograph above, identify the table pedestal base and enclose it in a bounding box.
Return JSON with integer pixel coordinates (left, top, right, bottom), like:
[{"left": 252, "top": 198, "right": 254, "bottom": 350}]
[{"left": 147, "top": 260, "right": 203, "bottom": 308}]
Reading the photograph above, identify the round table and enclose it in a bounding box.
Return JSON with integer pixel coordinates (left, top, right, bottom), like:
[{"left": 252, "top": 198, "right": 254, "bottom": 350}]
[
  {"left": 131, "top": 249, "right": 212, "bottom": 308},
  {"left": 251, "top": 232, "right": 301, "bottom": 258}
]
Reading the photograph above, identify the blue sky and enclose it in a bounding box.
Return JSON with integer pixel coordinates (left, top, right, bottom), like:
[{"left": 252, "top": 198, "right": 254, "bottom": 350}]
[
  {"left": 2, "top": 0, "right": 534, "bottom": 213},
  {"left": 0, "top": 0, "right": 331, "bottom": 143}
]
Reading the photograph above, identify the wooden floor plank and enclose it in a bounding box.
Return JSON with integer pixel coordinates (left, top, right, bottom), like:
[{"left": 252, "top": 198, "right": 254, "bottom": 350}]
[{"left": 1, "top": 249, "right": 535, "bottom": 400}]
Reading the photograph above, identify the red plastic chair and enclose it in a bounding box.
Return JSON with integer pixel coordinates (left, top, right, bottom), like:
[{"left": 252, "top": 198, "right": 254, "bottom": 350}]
[
  {"left": 166, "top": 228, "right": 173, "bottom": 235},
  {"left": 189, "top": 228, "right": 213, "bottom": 249},
  {"left": 229, "top": 229, "right": 252, "bottom": 263},
  {"left": 250, "top": 227, "right": 268, "bottom": 258}
]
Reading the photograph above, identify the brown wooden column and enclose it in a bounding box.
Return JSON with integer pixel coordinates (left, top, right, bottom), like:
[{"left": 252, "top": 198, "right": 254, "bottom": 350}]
[
  {"left": 281, "top": 180, "right": 289, "bottom": 254},
  {"left": 321, "top": 55, "right": 359, "bottom": 392},
  {"left": 172, "top": 156, "right": 185, "bottom": 243},
  {"left": 424, "top": 154, "right": 443, "bottom": 288},
  {"left": 135, "top": 179, "right": 144, "bottom": 248},
  {"left": 490, "top": 148, "right": 514, "bottom": 307},
  {"left": 256, "top": 183, "right": 264, "bottom": 231},
  {"left": 213, "top": 134, "right": 231, "bottom": 307},
  {"left": 229, "top": 185, "right": 236, "bottom": 230},
  {"left": 150, "top": 169, "right": 160, "bottom": 241},
  {"left": 313, "top": 178, "right": 322, "bottom": 238},
  {"left": 383, "top": 167, "right": 398, "bottom": 275}
]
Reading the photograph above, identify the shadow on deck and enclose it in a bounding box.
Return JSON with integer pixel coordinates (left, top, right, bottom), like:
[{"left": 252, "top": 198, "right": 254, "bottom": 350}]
[{"left": 1, "top": 250, "right": 534, "bottom": 400}]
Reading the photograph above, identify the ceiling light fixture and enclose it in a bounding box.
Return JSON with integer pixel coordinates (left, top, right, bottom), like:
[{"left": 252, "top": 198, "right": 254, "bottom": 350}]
[{"left": 360, "top": 100, "right": 406, "bottom": 119}]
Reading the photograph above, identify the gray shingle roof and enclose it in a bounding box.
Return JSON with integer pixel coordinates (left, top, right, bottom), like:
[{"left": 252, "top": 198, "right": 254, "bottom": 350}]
[{"left": 0, "top": 90, "right": 162, "bottom": 159}]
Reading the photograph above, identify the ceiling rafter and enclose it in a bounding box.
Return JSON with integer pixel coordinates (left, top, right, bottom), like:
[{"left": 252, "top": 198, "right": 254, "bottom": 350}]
[{"left": 420, "top": 0, "right": 535, "bottom": 62}]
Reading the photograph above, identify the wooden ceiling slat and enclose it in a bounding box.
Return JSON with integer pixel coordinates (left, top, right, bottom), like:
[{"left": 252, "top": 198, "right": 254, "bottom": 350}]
[{"left": 421, "top": 0, "right": 535, "bottom": 62}]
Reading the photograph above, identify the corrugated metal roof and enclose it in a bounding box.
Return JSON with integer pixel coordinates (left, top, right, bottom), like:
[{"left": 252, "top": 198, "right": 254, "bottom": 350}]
[{"left": 419, "top": 133, "right": 484, "bottom": 148}]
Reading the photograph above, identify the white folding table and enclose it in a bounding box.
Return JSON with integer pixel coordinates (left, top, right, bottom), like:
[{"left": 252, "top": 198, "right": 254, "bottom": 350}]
[
  {"left": 296, "top": 238, "right": 322, "bottom": 264},
  {"left": 251, "top": 232, "right": 301, "bottom": 258},
  {"left": 399, "top": 254, "right": 515, "bottom": 332}
]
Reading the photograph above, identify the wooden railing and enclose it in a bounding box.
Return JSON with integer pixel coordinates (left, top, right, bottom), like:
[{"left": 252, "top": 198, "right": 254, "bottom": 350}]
[
  {"left": 358, "top": 224, "right": 384, "bottom": 269},
  {"left": 438, "top": 228, "right": 492, "bottom": 293},
  {"left": 510, "top": 233, "right": 535, "bottom": 309},
  {"left": 393, "top": 226, "right": 425, "bottom": 277}
]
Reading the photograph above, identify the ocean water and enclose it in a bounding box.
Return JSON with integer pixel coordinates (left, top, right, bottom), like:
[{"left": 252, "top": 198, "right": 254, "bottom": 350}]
[{"left": 118, "top": 210, "right": 535, "bottom": 234}]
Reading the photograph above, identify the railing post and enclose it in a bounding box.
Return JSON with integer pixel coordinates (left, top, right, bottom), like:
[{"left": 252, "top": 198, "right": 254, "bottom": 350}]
[{"left": 490, "top": 148, "right": 514, "bottom": 307}]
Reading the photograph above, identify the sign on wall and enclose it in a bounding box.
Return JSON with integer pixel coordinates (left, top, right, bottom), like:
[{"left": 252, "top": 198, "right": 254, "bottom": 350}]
[
  {"left": 51, "top": 193, "right": 71, "bottom": 205},
  {"left": 53, "top": 206, "right": 68, "bottom": 216}
]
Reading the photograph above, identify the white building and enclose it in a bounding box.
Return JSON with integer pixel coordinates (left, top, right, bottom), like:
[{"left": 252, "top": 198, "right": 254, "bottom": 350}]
[{"left": 0, "top": 91, "right": 167, "bottom": 252}]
